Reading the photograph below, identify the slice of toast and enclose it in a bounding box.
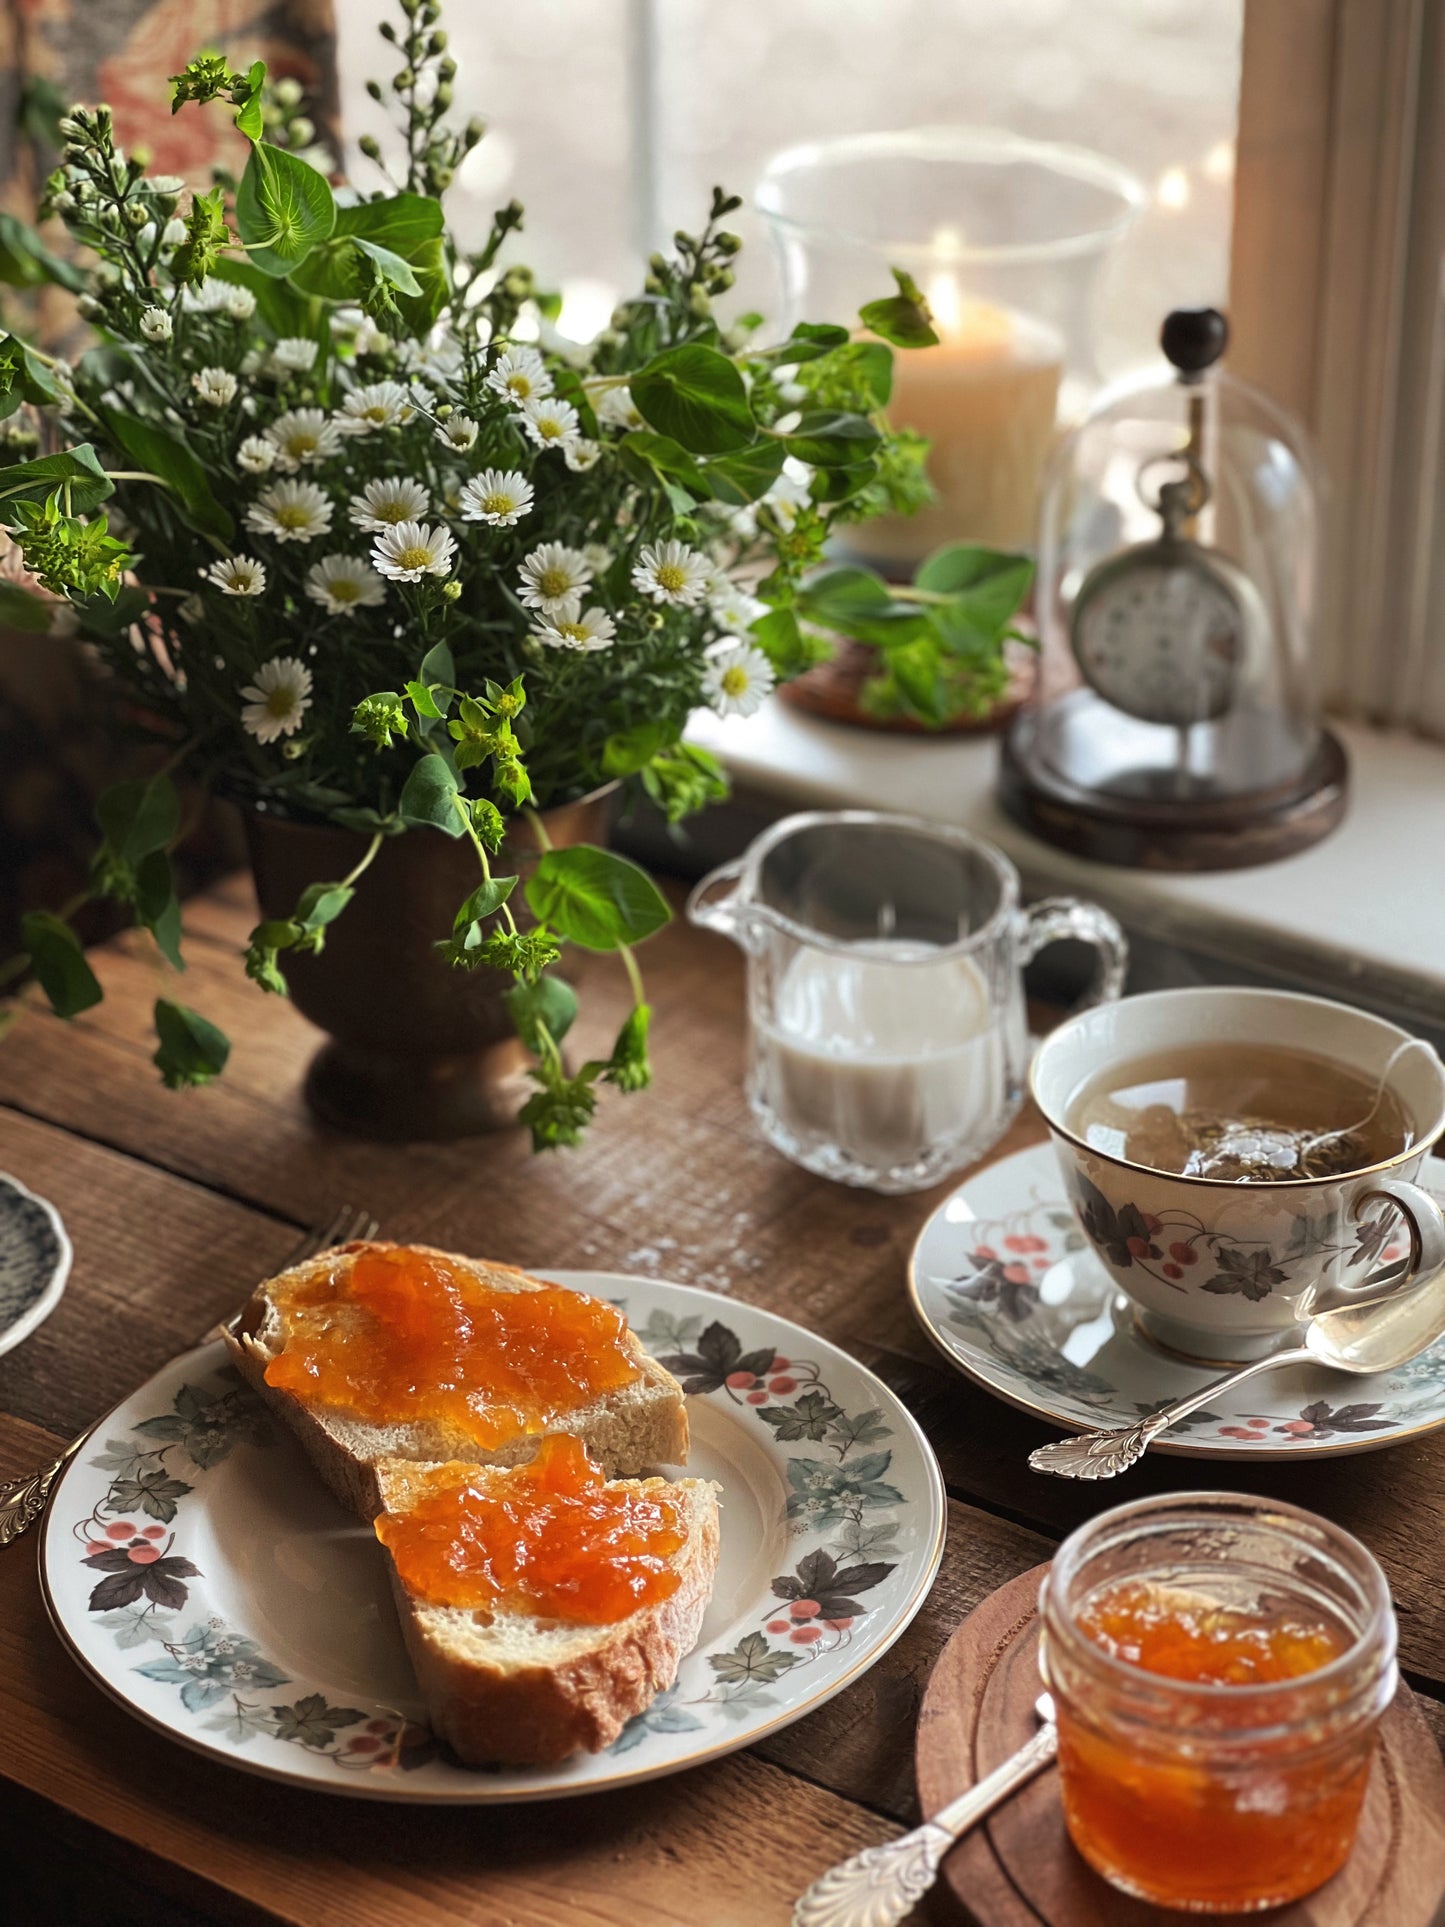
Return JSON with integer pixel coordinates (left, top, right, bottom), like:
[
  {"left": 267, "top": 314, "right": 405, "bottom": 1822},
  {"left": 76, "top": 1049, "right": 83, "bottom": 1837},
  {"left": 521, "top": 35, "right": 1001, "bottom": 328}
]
[
  {"left": 373, "top": 1453, "right": 721, "bottom": 1765},
  {"left": 223, "top": 1240, "right": 689, "bottom": 1520}
]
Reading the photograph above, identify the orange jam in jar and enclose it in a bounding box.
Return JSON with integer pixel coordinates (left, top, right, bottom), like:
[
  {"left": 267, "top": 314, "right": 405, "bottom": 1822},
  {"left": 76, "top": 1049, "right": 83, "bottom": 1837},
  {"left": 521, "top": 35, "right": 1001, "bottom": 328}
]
[
  {"left": 262, "top": 1245, "right": 640, "bottom": 1451},
  {"left": 374, "top": 1434, "right": 687, "bottom": 1624},
  {"left": 1041, "top": 1494, "right": 1397, "bottom": 1913}
]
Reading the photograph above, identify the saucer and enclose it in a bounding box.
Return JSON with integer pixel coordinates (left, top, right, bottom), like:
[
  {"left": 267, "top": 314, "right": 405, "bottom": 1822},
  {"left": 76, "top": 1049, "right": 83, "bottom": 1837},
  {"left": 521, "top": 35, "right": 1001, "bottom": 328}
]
[{"left": 909, "top": 1141, "right": 1445, "bottom": 1460}]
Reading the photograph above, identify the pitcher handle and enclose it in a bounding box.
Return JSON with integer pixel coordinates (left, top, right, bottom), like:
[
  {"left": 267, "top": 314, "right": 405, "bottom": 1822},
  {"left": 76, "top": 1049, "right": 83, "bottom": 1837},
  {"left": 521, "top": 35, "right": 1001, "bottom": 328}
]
[
  {"left": 686, "top": 857, "right": 762, "bottom": 955},
  {"left": 1018, "top": 896, "right": 1129, "bottom": 1010},
  {"left": 1312, "top": 1178, "right": 1445, "bottom": 1316}
]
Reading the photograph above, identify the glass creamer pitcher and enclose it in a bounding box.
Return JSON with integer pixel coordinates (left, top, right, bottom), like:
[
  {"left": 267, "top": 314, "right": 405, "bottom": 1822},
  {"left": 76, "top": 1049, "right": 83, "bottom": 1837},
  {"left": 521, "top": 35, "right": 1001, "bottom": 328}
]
[{"left": 687, "top": 811, "right": 1128, "bottom": 1193}]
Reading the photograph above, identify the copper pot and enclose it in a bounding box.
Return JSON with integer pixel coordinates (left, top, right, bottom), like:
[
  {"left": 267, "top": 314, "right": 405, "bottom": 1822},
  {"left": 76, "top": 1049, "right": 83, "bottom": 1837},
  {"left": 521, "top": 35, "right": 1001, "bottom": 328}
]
[{"left": 244, "top": 787, "right": 616, "bottom": 1141}]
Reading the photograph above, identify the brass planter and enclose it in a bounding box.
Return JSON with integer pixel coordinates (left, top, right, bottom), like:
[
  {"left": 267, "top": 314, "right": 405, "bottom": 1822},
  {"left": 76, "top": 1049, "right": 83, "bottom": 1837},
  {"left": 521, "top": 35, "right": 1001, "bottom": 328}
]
[{"left": 245, "top": 788, "right": 616, "bottom": 1142}]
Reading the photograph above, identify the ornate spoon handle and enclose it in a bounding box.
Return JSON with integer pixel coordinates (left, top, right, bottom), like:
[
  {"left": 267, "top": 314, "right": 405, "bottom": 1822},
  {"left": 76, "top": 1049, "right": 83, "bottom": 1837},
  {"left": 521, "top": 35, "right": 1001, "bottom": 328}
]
[
  {"left": 0, "top": 1435, "right": 83, "bottom": 1548},
  {"left": 1028, "top": 1345, "right": 1313, "bottom": 1479},
  {"left": 791, "top": 1719, "right": 1058, "bottom": 1927}
]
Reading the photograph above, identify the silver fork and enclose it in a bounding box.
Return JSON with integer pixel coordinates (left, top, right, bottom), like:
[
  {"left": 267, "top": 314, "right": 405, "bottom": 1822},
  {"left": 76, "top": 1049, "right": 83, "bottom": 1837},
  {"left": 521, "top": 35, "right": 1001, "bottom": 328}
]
[{"left": 0, "top": 1203, "right": 379, "bottom": 1549}]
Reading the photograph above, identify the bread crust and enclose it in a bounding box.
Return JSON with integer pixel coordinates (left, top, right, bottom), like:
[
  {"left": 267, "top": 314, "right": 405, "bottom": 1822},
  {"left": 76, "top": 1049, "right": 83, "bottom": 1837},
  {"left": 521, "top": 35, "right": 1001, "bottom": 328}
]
[
  {"left": 222, "top": 1239, "right": 690, "bottom": 1520},
  {"left": 377, "top": 1466, "right": 722, "bottom": 1766}
]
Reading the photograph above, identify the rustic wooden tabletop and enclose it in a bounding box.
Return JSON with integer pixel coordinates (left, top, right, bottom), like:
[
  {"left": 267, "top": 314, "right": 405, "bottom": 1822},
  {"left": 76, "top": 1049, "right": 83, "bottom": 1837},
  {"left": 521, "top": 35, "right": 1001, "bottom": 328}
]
[{"left": 1, "top": 873, "right": 1443, "bottom": 1926}]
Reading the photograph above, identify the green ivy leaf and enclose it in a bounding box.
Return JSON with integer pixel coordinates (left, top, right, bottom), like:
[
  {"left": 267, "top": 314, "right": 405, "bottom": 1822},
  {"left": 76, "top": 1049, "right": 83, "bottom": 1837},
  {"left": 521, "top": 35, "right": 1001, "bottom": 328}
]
[
  {"left": 859, "top": 268, "right": 939, "bottom": 348},
  {"left": 603, "top": 1002, "right": 651, "bottom": 1092},
  {"left": 152, "top": 999, "right": 230, "bottom": 1089},
  {"left": 397, "top": 753, "right": 462, "bottom": 836},
  {"left": 524, "top": 846, "right": 671, "bottom": 952},
  {"left": 699, "top": 438, "right": 785, "bottom": 506},
  {"left": 0, "top": 212, "right": 86, "bottom": 293},
  {"left": 0, "top": 331, "right": 62, "bottom": 418},
  {"left": 0, "top": 445, "right": 112, "bottom": 519},
  {"left": 96, "top": 776, "right": 180, "bottom": 864},
  {"left": 601, "top": 720, "right": 672, "bottom": 778},
  {"left": 631, "top": 344, "right": 755, "bottom": 455},
  {"left": 780, "top": 410, "right": 881, "bottom": 468},
  {"left": 134, "top": 850, "right": 184, "bottom": 971},
  {"left": 506, "top": 973, "right": 579, "bottom": 1051},
  {"left": 20, "top": 911, "right": 102, "bottom": 1018},
  {"left": 914, "top": 544, "right": 1034, "bottom": 634},
  {"left": 773, "top": 321, "right": 850, "bottom": 364},
  {"left": 233, "top": 61, "right": 267, "bottom": 143},
  {"left": 235, "top": 141, "right": 336, "bottom": 277},
  {"left": 453, "top": 876, "right": 516, "bottom": 929},
  {"left": 404, "top": 679, "right": 445, "bottom": 720},
  {"left": 294, "top": 882, "right": 355, "bottom": 932}
]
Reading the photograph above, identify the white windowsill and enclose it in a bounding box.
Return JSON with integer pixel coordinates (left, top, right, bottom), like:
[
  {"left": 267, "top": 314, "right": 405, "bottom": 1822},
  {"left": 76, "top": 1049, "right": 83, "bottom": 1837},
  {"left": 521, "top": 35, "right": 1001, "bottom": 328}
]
[{"left": 686, "top": 704, "right": 1445, "bottom": 1022}]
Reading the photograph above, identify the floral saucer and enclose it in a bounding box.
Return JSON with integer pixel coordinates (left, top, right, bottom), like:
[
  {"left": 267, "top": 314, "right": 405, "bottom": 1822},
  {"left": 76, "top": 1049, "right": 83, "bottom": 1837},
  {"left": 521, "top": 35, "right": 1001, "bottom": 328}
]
[
  {"left": 0, "top": 1171, "right": 71, "bottom": 1357},
  {"left": 40, "top": 1271, "right": 944, "bottom": 1802},
  {"left": 910, "top": 1142, "right": 1445, "bottom": 1459}
]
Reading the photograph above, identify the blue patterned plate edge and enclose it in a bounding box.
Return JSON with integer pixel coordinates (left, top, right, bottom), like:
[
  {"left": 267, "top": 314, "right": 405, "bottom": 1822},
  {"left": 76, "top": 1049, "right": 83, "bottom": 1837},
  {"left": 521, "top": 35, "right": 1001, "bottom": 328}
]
[{"left": 0, "top": 1171, "right": 72, "bottom": 1357}]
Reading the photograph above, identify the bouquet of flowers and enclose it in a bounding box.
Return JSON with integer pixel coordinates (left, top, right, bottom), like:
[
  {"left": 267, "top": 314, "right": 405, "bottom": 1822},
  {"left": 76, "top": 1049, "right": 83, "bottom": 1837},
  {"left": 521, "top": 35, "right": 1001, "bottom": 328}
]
[{"left": 0, "top": 0, "right": 1027, "bottom": 1148}]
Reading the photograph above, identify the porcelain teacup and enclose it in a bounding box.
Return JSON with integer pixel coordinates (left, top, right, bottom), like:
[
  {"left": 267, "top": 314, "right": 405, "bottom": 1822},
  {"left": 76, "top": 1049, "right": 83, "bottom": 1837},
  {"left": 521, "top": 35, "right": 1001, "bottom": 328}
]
[{"left": 1030, "top": 987, "right": 1445, "bottom": 1363}]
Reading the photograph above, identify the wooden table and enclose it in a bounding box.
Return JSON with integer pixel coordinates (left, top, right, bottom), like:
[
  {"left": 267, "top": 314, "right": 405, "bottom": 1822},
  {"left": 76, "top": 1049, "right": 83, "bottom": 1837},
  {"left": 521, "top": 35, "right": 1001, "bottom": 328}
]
[{"left": 1, "top": 874, "right": 1443, "bottom": 1926}]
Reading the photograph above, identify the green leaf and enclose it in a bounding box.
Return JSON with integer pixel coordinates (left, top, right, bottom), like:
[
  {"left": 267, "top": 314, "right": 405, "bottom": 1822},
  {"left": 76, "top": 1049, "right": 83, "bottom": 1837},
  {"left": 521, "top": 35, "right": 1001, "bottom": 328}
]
[
  {"left": 418, "top": 641, "right": 455, "bottom": 688},
  {"left": 886, "top": 636, "right": 949, "bottom": 724},
  {"left": 603, "top": 1001, "right": 651, "bottom": 1092},
  {"left": 915, "top": 545, "right": 1034, "bottom": 631},
  {"left": 20, "top": 911, "right": 102, "bottom": 1018},
  {"left": 0, "top": 213, "right": 86, "bottom": 293},
  {"left": 98, "top": 410, "right": 232, "bottom": 541},
  {"left": 392, "top": 235, "right": 448, "bottom": 334},
  {"left": 294, "top": 882, "right": 355, "bottom": 930},
  {"left": 506, "top": 974, "right": 579, "bottom": 1052},
  {"left": 0, "top": 578, "right": 52, "bottom": 630},
  {"left": 135, "top": 850, "right": 184, "bottom": 971},
  {"left": 775, "top": 321, "right": 850, "bottom": 364},
  {"left": 233, "top": 61, "right": 266, "bottom": 142},
  {"left": 73, "top": 584, "right": 149, "bottom": 636},
  {"left": 397, "top": 753, "right": 462, "bottom": 836},
  {"left": 602, "top": 720, "right": 671, "bottom": 779},
  {"left": 404, "top": 679, "right": 444, "bottom": 720},
  {"left": 454, "top": 876, "right": 516, "bottom": 928},
  {"left": 235, "top": 142, "right": 336, "bottom": 277},
  {"left": 96, "top": 776, "right": 180, "bottom": 864},
  {"left": 795, "top": 567, "right": 893, "bottom": 627},
  {"left": 152, "top": 999, "right": 230, "bottom": 1089},
  {"left": 211, "top": 256, "right": 312, "bottom": 337},
  {"left": 291, "top": 233, "right": 422, "bottom": 305},
  {"left": 337, "top": 192, "right": 444, "bottom": 254},
  {"left": 750, "top": 606, "right": 818, "bottom": 677},
  {"left": 0, "top": 445, "right": 112, "bottom": 518},
  {"left": 524, "top": 846, "right": 671, "bottom": 952},
  {"left": 699, "top": 438, "right": 785, "bottom": 506},
  {"left": 780, "top": 410, "right": 881, "bottom": 468},
  {"left": 631, "top": 344, "right": 755, "bottom": 455},
  {"left": 859, "top": 268, "right": 939, "bottom": 348},
  {"left": 618, "top": 432, "right": 707, "bottom": 503},
  {"left": 0, "top": 332, "right": 62, "bottom": 418}
]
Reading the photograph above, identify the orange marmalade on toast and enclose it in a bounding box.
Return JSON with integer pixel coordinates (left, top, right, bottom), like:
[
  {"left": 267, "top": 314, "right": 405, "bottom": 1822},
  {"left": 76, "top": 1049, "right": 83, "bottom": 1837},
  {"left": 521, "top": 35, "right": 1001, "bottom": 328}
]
[
  {"left": 374, "top": 1435, "right": 687, "bottom": 1624},
  {"left": 261, "top": 1244, "right": 641, "bottom": 1450}
]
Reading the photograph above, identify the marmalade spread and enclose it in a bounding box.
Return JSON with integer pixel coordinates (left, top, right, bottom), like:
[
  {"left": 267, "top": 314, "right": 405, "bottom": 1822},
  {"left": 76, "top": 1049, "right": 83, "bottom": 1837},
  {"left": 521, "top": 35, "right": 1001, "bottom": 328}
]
[
  {"left": 1056, "top": 1575, "right": 1365, "bottom": 1910},
  {"left": 374, "top": 1434, "right": 687, "bottom": 1624},
  {"left": 263, "top": 1245, "right": 641, "bottom": 1450}
]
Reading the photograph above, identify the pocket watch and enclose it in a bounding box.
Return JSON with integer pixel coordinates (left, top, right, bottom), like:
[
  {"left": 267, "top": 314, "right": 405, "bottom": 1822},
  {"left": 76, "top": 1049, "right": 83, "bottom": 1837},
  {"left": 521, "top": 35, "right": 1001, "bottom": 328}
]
[{"left": 1069, "top": 457, "right": 1267, "bottom": 729}]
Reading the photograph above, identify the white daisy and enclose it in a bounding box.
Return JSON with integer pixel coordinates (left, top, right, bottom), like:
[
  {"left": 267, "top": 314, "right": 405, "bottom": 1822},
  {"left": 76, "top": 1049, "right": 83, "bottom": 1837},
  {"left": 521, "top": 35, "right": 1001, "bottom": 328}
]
[
  {"left": 236, "top": 435, "right": 277, "bottom": 475},
  {"left": 265, "top": 408, "right": 342, "bottom": 471},
  {"left": 435, "top": 413, "right": 479, "bottom": 454},
  {"left": 244, "top": 479, "right": 334, "bottom": 544},
  {"left": 349, "top": 476, "right": 431, "bottom": 532},
  {"left": 631, "top": 539, "right": 711, "bottom": 607},
  {"left": 486, "top": 345, "right": 553, "bottom": 407},
  {"left": 563, "top": 438, "right": 601, "bottom": 472},
  {"left": 192, "top": 366, "right": 238, "bottom": 408},
  {"left": 709, "top": 581, "right": 768, "bottom": 632},
  {"left": 336, "top": 381, "right": 410, "bottom": 435},
  {"left": 221, "top": 282, "right": 256, "bottom": 320},
  {"left": 139, "top": 306, "right": 172, "bottom": 344},
  {"left": 160, "top": 217, "right": 188, "bottom": 248},
  {"left": 372, "top": 520, "right": 457, "bottom": 582},
  {"left": 401, "top": 335, "right": 465, "bottom": 383},
  {"left": 399, "top": 380, "right": 434, "bottom": 425},
  {"left": 581, "top": 542, "right": 612, "bottom": 574},
  {"left": 531, "top": 605, "right": 617, "bottom": 652},
  {"left": 519, "top": 394, "right": 580, "bottom": 452},
  {"left": 270, "top": 336, "right": 318, "bottom": 375},
  {"left": 458, "top": 468, "right": 534, "bottom": 527},
  {"left": 596, "top": 385, "right": 643, "bottom": 431},
  {"left": 201, "top": 553, "right": 267, "bottom": 597},
  {"left": 240, "top": 656, "right": 313, "bottom": 744},
  {"left": 703, "top": 640, "right": 776, "bottom": 718},
  {"left": 517, "top": 542, "right": 594, "bottom": 616},
  {"left": 304, "top": 552, "right": 386, "bottom": 614},
  {"left": 764, "top": 456, "right": 814, "bottom": 530},
  {"left": 181, "top": 283, "right": 232, "bottom": 314},
  {"left": 333, "top": 307, "right": 391, "bottom": 357}
]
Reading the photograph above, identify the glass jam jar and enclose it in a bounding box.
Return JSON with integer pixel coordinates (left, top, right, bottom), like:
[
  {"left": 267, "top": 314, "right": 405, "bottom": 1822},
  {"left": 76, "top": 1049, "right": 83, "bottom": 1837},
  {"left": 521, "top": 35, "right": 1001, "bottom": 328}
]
[{"left": 1039, "top": 1492, "right": 1397, "bottom": 1912}]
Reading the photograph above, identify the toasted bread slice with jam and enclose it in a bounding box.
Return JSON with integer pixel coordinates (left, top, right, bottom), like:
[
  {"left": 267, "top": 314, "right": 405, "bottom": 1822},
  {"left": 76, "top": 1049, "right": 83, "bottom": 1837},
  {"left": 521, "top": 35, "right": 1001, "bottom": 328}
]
[
  {"left": 373, "top": 1450, "right": 722, "bottom": 1765},
  {"left": 223, "top": 1240, "right": 689, "bottom": 1520}
]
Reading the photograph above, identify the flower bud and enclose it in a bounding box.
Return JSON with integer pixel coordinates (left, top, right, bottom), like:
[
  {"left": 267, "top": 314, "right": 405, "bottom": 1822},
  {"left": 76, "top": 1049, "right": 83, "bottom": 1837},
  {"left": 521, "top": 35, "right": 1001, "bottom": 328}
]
[
  {"left": 432, "top": 165, "right": 453, "bottom": 190},
  {"left": 394, "top": 67, "right": 415, "bottom": 90},
  {"left": 715, "top": 231, "right": 742, "bottom": 256},
  {"left": 438, "top": 55, "right": 456, "bottom": 80},
  {"left": 77, "top": 294, "right": 104, "bottom": 321},
  {"left": 648, "top": 252, "right": 668, "bottom": 275},
  {"left": 463, "top": 117, "right": 485, "bottom": 148},
  {"left": 358, "top": 133, "right": 382, "bottom": 161},
  {"left": 289, "top": 116, "right": 315, "bottom": 147},
  {"left": 688, "top": 286, "right": 712, "bottom": 317},
  {"left": 442, "top": 579, "right": 462, "bottom": 601},
  {"left": 274, "top": 76, "right": 303, "bottom": 108},
  {"left": 434, "top": 83, "right": 453, "bottom": 111},
  {"left": 123, "top": 200, "right": 149, "bottom": 228},
  {"left": 365, "top": 78, "right": 383, "bottom": 101}
]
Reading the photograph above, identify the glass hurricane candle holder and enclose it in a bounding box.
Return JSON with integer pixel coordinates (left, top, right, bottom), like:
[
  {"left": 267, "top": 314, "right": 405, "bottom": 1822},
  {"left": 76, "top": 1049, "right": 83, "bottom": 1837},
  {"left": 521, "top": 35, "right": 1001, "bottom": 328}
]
[
  {"left": 1040, "top": 1492, "right": 1398, "bottom": 1913},
  {"left": 757, "top": 129, "right": 1143, "bottom": 568}
]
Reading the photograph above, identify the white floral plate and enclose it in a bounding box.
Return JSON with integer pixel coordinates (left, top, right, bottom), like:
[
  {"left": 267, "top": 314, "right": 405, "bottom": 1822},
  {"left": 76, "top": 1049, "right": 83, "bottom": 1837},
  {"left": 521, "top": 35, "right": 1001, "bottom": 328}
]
[
  {"left": 910, "top": 1142, "right": 1445, "bottom": 1460},
  {"left": 40, "top": 1271, "right": 945, "bottom": 1802},
  {"left": 0, "top": 1171, "right": 71, "bottom": 1356}
]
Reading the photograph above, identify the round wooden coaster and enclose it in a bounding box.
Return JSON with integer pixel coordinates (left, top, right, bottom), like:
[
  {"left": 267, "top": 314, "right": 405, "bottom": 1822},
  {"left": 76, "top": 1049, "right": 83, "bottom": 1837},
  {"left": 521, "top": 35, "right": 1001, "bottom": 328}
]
[{"left": 916, "top": 1563, "right": 1445, "bottom": 1926}]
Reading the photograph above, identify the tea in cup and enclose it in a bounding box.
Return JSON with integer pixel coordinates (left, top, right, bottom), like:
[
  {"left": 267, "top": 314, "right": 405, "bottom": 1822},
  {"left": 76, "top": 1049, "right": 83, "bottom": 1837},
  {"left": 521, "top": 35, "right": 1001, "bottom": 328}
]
[{"left": 1031, "top": 987, "right": 1445, "bottom": 1361}]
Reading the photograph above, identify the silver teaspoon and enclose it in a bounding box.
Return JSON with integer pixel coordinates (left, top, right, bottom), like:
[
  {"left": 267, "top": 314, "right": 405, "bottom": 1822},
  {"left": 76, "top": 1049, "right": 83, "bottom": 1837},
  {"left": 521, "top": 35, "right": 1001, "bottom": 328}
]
[
  {"left": 1030, "top": 1268, "right": 1445, "bottom": 1479},
  {"left": 791, "top": 1693, "right": 1057, "bottom": 1927}
]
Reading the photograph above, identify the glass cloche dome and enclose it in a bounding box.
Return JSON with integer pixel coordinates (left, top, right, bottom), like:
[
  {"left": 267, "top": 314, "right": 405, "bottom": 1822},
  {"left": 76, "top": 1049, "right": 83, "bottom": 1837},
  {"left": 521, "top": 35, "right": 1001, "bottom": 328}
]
[{"left": 999, "top": 309, "right": 1345, "bottom": 870}]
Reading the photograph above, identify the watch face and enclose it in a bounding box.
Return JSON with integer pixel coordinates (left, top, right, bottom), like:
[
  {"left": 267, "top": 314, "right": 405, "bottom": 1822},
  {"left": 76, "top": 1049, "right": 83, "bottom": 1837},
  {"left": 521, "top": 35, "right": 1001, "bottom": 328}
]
[{"left": 1071, "top": 550, "right": 1245, "bottom": 726}]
